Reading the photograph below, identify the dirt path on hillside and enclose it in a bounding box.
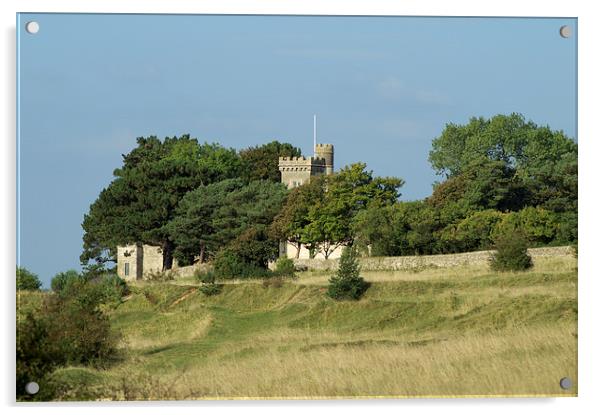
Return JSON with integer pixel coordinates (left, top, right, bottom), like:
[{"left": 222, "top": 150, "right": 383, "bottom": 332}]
[{"left": 169, "top": 287, "right": 198, "bottom": 308}]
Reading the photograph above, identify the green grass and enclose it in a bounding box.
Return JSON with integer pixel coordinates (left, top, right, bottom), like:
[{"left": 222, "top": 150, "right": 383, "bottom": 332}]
[{"left": 23, "top": 256, "right": 577, "bottom": 400}]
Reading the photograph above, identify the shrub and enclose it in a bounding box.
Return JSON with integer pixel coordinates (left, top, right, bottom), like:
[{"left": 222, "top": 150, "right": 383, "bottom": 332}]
[
  {"left": 144, "top": 270, "right": 175, "bottom": 282},
  {"left": 81, "top": 263, "right": 115, "bottom": 280},
  {"left": 195, "top": 269, "right": 222, "bottom": 296},
  {"left": 16, "top": 267, "right": 42, "bottom": 291},
  {"left": 556, "top": 211, "right": 578, "bottom": 244},
  {"left": 327, "top": 246, "right": 370, "bottom": 300},
  {"left": 262, "top": 276, "right": 284, "bottom": 288},
  {"left": 17, "top": 282, "right": 119, "bottom": 400},
  {"left": 90, "top": 274, "right": 130, "bottom": 306},
  {"left": 273, "top": 257, "right": 296, "bottom": 278},
  {"left": 440, "top": 210, "right": 506, "bottom": 253},
  {"left": 143, "top": 291, "right": 159, "bottom": 305},
  {"left": 227, "top": 226, "right": 279, "bottom": 268},
  {"left": 214, "top": 248, "right": 271, "bottom": 279},
  {"left": 199, "top": 284, "right": 222, "bottom": 296},
  {"left": 51, "top": 270, "right": 84, "bottom": 296},
  {"left": 194, "top": 269, "right": 216, "bottom": 284},
  {"left": 50, "top": 271, "right": 128, "bottom": 307},
  {"left": 489, "top": 232, "right": 533, "bottom": 272},
  {"left": 493, "top": 207, "right": 560, "bottom": 245}
]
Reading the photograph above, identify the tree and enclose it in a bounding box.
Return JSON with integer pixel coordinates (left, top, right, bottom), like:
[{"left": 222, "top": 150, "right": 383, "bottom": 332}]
[
  {"left": 16, "top": 267, "right": 42, "bottom": 291},
  {"left": 327, "top": 245, "right": 369, "bottom": 300},
  {"left": 17, "top": 279, "right": 118, "bottom": 400},
  {"left": 428, "top": 113, "right": 577, "bottom": 216},
  {"left": 269, "top": 177, "right": 325, "bottom": 258},
  {"left": 303, "top": 163, "right": 403, "bottom": 258},
  {"left": 428, "top": 158, "right": 529, "bottom": 216},
  {"left": 167, "top": 179, "right": 287, "bottom": 265},
  {"left": 439, "top": 210, "right": 506, "bottom": 253},
  {"left": 493, "top": 207, "right": 560, "bottom": 245},
  {"left": 211, "top": 180, "right": 288, "bottom": 252},
  {"left": 404, "top": 202, "right": 441, "bottom": 255},
  {"left": 240, "top": 140, "right": 302, "bottom": 183},
  {"left": 167, "top": 179, "right": 246, "bottom": 264},
  {"left": 489, "top": 232, "right": 533, "bottom": 272},
  {"left": 429, "top": 113, "right": 576, "bottom": 178},
  {"left": 351, "top": 204, "right": 401, "bottom": 257},
  {"left": 50, "top": 270, "right": 82, "bottom": 294},
  {"left": 519, "top": 151, "right": 577, "bottom": 213},
  {"left": 226, "top": 226, "right": 279, "bottom": 269},
  {"left": 81, "top": 135, "right": 242, "bottom": 270}
]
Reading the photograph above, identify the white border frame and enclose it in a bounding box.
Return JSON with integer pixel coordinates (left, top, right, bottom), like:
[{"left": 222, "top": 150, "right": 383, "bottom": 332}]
[{"left": 3, "top": 1, "right": 600, "bottom": 414}]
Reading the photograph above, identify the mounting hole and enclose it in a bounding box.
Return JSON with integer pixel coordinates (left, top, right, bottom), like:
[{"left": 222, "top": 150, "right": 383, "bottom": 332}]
[
  {"left": 25, "top": 21, "right": 40, "bottom": 34},
  {"left": 25, "top": 381, "right": 39, "bottom": 395},
  {"left": 559, "top": 25, "right": 571, "bottom": 38},
  {"left": 559, "top": 377, "right": 573, "bottom": 390}
]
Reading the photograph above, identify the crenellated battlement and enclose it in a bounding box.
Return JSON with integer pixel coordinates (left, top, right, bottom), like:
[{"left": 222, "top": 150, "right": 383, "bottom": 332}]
[
  {"left": 278, "top": 141, "right": 334, "bottom": 189},
  {"left": 279, "top": 156, "right": 309, "bottom": 162},
  {"left": 278, "top": 156, "right": 326, "bottom": 165},
  {"left": 314, "top": 143, "right": 334, "bottom": 175}
]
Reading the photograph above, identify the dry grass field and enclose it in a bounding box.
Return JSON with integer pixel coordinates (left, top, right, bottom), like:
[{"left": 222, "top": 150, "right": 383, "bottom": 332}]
[{"left": 30, "top": 255, "right": 577, "bottom": 400}]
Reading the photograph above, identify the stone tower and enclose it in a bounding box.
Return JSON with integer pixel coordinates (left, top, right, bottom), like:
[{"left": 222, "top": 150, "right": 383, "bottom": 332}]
[
  {"left": 314, "top": 143, "right": 334, "bottom": 175},
  {"left": 278, "top": 144, "right": 334, "bottom": 189}
]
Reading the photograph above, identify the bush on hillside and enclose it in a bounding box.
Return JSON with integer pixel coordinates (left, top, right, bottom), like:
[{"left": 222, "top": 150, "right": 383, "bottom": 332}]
[
  {"left": 90, "top": 274, "right": 130, "bottom": 306},
  {"left": 144, "top": 270, "right": 176, "bottom": 282},
  {"left": 439, "top": 209, "right": 506, "bottom": 253},
  {"left": 493, "top": 207, "right": 560, "bottom": 246},
  {"left": 51, "top": 270, "right": 83, "bottom": 295},
  {"left": 16, "top": 267, "right": 42, "bottom": 291},
  {"left": 489, "top": 232, "right": 533, "bottom": 272},
  {"left": 199, "top": 283, "right": 222, "bottom": 296},
  {"left": 273, "top": 257, "right": 296, "bottom": 279},
  {"left": 213, "top": 248, "right": 271, "bottom": 279},
  {"left": 262, "top": 276, "right": 284, "bottom": 288},
  {"left": 194, "top": 269, "right": 222, "bottom": 296},
  {"left": 194, "top": 269, "right": 216, "bottom": 284},
  {"left": 327, "top": 246, "right": 369, "bottom": 301},
  {"left": 17, "top": 279, "right": 119, "bottom": 400}
]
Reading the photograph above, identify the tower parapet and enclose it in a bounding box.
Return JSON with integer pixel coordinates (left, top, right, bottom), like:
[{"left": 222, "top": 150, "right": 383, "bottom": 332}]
[
  {"left": 314, "top": 143, "right": 334, "bottom": 175},
  {"left": 278, "top": 156, "right": 327, "bottom": 189}
]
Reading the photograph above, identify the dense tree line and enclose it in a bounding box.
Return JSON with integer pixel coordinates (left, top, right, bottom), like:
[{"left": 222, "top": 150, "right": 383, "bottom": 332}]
[
  {"left": 81, "top": 138, "right": 301, "bottom": 272},
  {"left": 80, "top": 113, "right": 577, "bottom": 276},
  {"left": 353, "top": 113, "right": 577, "bottom": 256}
]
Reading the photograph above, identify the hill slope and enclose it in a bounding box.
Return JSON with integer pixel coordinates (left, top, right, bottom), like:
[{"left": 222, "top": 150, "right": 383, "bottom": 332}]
[{"left": 39, "top": 257, "right": 577, "bottom": 400}]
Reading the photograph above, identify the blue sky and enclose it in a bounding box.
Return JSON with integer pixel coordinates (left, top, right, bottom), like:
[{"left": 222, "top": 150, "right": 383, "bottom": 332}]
[{"left": 17, "top": 14, "right": 577, "bottom": 286}]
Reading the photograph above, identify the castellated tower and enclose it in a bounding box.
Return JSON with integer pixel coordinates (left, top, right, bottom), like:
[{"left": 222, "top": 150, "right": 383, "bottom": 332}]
[
  {"left": 314, "top": 143, "right": 334, "bottom": 175},
  {"left": 278, "top": 143, "right": 335, "bottom": 190}
]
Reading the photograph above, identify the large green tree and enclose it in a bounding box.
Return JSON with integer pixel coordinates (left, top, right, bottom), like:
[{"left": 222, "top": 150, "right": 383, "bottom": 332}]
[
  {"left": 166, "top": 179, "right": 245, "bottom": 264},
  {"left": 303, "top": 163, "right": 403, "bottom": 258},
  {"left": 167, "top": 179, "right": 287, "bottom": 265},
  {"left": 269, "top": 177, "right": 326, "bottom": 258},
  {"left": 240, "top": 140, "right": 302, "bottom": 182},
  {"left": 427, "top": 158, "right": 529, "bottom": 220},
  {"left": 429, "top": 113, "right": 577, "bottom": 179},
  {"left": 81, "top": 135, "right": 242, "bottom": 270},
  {"left": 428, "top": 113, "right": 577, "bottom": 241}
]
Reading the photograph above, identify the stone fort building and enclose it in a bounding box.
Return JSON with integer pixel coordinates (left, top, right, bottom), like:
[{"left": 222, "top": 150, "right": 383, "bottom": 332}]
[
  {"left": 116, "top": 244, "right": 179, "bottom": 281},
  {"left": 277, "top": 142, "right": 343, "bottom": 260},
  {"left": 278, "top": 143, "right": 334, "bottom": 189},
  {"left": 117, "top": 124, "right": 339, "bottom": 280}
]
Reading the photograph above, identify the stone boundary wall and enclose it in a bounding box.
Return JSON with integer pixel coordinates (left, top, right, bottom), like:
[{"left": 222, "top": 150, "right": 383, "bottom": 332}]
[
  {"left": 292, "top": 246, "right": 574, "bottom": 272},
  {"left": 170, "top": 263, "right": 212, "bottom": 278}
]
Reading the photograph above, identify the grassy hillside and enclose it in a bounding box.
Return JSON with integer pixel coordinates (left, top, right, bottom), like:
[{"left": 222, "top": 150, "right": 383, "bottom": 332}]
[{"left": 27, "top": 256, "right": 577, "bottom": 400}]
